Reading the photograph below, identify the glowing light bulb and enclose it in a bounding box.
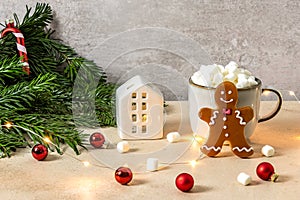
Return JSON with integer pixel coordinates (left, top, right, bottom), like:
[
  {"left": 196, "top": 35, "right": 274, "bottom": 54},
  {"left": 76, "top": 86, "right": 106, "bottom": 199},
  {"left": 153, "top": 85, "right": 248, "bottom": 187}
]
[
  {"left": 142, "top": 114, "right": 147, "bottom": 122},
  {"left": 289, "top": 91, "right": 295, "bottom": 96},
  {"left": 190, "top": 160, "right": 197, "bottom": 168},
  {"left": 83, "top": 161, "right": 90, "bottom": 167},
  {"left": 289, "top": 90, "right": 300, "bottom": 102},
  {"left": 263, "top": 90, "right": 270, "bottom": 96},
  {"left": 193, "top": 135, "right": 204, "bottom": 144},
  {"left": 43, "top": 137, "right": 51, "bottom": 144},
  {"left": 4, "top": 122, "right": 13, "bottom": 128}
]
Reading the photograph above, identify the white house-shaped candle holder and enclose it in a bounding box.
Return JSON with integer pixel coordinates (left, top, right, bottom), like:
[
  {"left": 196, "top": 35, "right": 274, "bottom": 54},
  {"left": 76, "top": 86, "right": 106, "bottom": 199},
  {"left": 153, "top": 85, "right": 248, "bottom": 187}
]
[{"left": 116, "top": 75, "right": 164, "bottom": 140}]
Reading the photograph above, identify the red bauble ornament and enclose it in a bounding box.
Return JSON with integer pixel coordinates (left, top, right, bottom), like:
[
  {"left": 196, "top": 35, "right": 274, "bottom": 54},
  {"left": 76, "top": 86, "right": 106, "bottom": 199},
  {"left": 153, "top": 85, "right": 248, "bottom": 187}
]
[
  {"left": 256, "top": 162, "right": 279, "bottom": 182},
  {"left": 115, "top": 167, "right": 133, "bottom": 185},
  {"left": 89, "top": 132, "right": 105, "bottom": 148},
  {"left": 175, "top": 173, "right": 194, "bottom": 192},
  {"left": 32, "top": 144, "right": 48, "bottom": 161}
]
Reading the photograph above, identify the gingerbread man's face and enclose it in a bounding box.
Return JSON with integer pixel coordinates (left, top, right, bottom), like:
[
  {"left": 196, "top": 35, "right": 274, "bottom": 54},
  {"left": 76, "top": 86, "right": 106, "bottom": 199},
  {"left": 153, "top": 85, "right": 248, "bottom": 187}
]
[{"left": 214, "top": 81, "right": 238, "bottom": 107}]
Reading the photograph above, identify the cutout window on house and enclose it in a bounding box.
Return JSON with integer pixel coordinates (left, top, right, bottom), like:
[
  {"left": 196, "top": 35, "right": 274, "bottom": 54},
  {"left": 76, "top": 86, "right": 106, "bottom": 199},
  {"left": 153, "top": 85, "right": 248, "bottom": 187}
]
[
  {"left": 132, "top": 93, "right": 137, "bottom": 98},
  {"left": 142, "top": 114, "right": 147, "bottom": 122},
  {"left": 132, "top": 126, "right": 137, "bottom": 133},
  {"left": 142, "top": 102, "right": 147, "bottom": 110},
  {"left": 132, "top": 114, "right": 137, "bottom": 122},
  {"left": 142, "top": 125, "right": 147, "bottom": 133},
  {"left": 132, "top": 102, "right": 137, "bottom": 110},
  {"left": 142, "top": 92, "right": 147, "bottom": 99}
]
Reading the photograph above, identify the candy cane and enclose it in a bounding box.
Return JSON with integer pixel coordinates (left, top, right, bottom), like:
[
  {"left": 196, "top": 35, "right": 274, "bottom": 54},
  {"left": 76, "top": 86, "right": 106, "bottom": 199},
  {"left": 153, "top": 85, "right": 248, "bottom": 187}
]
[{"left": 1, "top": 19, "right": 30, "bottom": 75}]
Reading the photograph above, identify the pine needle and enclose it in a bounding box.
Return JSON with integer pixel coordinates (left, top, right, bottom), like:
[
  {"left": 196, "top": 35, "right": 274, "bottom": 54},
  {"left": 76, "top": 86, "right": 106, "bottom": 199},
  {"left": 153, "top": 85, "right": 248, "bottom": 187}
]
[{"left": 0, "top": 3, "right": 116, "bottom": 157}]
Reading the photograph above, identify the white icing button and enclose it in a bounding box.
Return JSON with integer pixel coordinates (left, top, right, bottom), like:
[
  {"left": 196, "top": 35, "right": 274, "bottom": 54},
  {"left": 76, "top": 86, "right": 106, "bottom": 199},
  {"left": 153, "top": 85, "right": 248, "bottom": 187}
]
[
  {"left": 223, "top": 125, "right": 227, "bottom": 129},
  {"left": 225, "top": 133, "right": 229, "bottom": 138},
  {"left": 261, "top": 145, "right": 275, "bottom": 157},
  {"left": 147, "top": 158, "right": 159, "bottom": 172},
  {"left": 223, "top": 117, "right": 227, "bottom": 121},
  {"left": 167, "top": 132, "right": 181, "bottom": 143},
  {"left": 237, "top": 172, "right": 252, "bottom": 186},
  {"left": 117, "top": 141, "right": 130, "bottom": 153}
]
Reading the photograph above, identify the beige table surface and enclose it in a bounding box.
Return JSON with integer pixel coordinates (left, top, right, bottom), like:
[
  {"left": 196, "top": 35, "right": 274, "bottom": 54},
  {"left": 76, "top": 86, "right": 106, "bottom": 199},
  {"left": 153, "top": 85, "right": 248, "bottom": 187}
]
[{"left": 0, "top": 101, "right": 299, "bottom": 200}]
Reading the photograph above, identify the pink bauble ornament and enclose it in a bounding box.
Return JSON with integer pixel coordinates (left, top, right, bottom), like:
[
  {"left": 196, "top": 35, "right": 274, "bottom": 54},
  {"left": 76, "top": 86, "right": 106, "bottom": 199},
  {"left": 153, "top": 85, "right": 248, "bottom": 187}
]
[
  {"left": 89, "top": 132, "right": 105, "bottom": 148},
  {"left": 115, "top": 167, "right": 133, "bottom": 185},
  {"left": 175, "top": 173, "right": 194, "bottom": 192},
  {"left": 256, "top": 162, "right": 279, "bottom": 182},
  {"left": 32, "top": 144, "right": 48, "bottom": 161}
]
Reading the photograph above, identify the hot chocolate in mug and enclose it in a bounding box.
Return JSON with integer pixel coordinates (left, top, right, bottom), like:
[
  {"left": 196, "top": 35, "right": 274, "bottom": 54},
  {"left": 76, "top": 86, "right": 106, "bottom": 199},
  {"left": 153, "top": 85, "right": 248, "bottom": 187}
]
[{"left": 188, "top": 78, "right": 282, "bottom": 139}]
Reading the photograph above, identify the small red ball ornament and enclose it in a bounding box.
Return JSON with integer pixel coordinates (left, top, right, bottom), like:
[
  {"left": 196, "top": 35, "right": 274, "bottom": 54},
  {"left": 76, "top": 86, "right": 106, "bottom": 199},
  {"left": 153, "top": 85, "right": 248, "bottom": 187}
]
[
  {"left": 89, "top": 132, "right": 105, "bottom": 148},
  {"left": 175, "top": 173, "right": 194, "bottom": 192},
  {"left": 256, "top": 162, "right": 279, "bottom": 182},
  {"left": 32, "top": 144, "right": 48, "bottom": 161},
  {"left": 115, "top": 167, "right": 133, "bottom": 185}
]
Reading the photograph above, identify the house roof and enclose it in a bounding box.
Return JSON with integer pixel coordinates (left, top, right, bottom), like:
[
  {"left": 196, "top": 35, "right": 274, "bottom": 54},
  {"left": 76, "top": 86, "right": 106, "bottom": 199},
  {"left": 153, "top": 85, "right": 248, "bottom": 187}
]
[{"left": 116, "top": 75, "right": 163, "bottom": 99}]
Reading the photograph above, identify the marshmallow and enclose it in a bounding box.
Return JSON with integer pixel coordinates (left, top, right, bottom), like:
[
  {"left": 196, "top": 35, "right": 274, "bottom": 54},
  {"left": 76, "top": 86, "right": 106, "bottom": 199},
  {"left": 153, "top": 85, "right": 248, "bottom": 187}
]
[
  {"left": 225, "top": 61, "right": 238, "bottom": 73},
  {"left": 261, "top": 145, "right": 275, "bottom": 157},
  {"left": 147, "top": 158, "right": 159, "bottom": 171},
  {"left": 224, "top": 73, "right": 237, "bottom": 82},
  {"left": 237, "top": 172, "right": 252, "bottom": 186},
  {"left": 247, "top": 76, "right": 255, "bottom": 82},
  {"left": 117, "top": 141, "right": 130, "bottom": 153},
  {"left": 216, "top": 64, "right": 225, "bottom": 74},
  {"left": 212, "top": 72, "right": 223, "bottom": 87},
  {"left": 236, "top": 78, "right": 249, "bottom": 88},
  {"left": 211, "top": 65, "right": 224, "bottom": 85},
  {"left": 248, "top": 76, "right": 258, "bottom": 85},
  {"left": 191, "top": 61, "right": 258, "bottom": 88},
  {"left": 243, "top": 69, "right": 252, "bottom": 76},
  {"left": 191, "top": 71, "right": 206, "bottom": 86},
  {"left": 166, "top": 132, "right": 181, "bottom": 143},
  {"left": 237, "top": 73, "right": 248, "bottom": 80},
  {"left": 192, "top": 64, "right": 223, "bottom": 87}
]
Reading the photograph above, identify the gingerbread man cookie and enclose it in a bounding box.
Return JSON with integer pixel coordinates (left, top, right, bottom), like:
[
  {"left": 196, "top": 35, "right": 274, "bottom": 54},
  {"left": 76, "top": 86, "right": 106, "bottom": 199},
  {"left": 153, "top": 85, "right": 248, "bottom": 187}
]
[{"left": 199, "top": 81, "right": 254, "bottom": 158}]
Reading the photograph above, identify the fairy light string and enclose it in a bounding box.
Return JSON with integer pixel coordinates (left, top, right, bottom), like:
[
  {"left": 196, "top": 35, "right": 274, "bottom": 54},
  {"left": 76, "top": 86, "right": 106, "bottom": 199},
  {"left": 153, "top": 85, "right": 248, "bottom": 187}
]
[
  {"left": 288, "top": 91, "right": 300, "bottom": 103},
  {"left": 1, "top": 89, "right": 298, "bottom": 171},
  {"left": 263, "top": 89, "right": 299, "bottom": 103},
  {"left": 2, "top": 122, "right": 206, "bottom": 171},
  {"left": 2, "top": 122, "right": 111, "bottom": 170}
]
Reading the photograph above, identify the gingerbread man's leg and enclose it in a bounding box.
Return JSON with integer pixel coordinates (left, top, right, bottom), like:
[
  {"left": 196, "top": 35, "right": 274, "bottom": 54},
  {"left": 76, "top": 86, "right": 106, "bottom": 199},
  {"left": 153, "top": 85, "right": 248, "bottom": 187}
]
[
  {"left": 201, "top": 134, "right": 224, "bottom": 157},
  {"left": 231, "top": 136, "right": 254, "bottom": 158}
]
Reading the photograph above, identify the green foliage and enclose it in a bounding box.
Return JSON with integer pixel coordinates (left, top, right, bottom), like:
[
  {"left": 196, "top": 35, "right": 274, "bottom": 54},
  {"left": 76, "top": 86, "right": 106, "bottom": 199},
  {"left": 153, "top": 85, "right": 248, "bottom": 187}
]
[{"left": 0, "top": 3, "right": 116, "bottom": 157}]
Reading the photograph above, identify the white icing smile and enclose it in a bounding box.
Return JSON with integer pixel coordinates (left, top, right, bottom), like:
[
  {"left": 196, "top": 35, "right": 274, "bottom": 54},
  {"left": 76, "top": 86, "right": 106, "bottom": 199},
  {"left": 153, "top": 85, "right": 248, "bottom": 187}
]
[{"left": 220, "top": 98, "right": 233, "bottom": 103}]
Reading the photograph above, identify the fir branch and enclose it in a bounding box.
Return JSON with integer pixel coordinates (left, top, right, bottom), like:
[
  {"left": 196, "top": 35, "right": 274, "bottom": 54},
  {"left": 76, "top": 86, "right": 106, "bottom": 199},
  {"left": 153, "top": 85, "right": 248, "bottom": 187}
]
[
  {"left": 0, "top": 56, "right": 26, "bottom": 85},
  {"left": 0, "top": 73, "right": 58, "bottom": 110},
  {"left": 0, "top": 130, "right": 27, "bottom": 158},
  {"left": 19, "top": 3, "right": 53, "bottom": 32},
  {"left": 0, "top": 113, "right": 86, "bottom": 156},
  {"left": 0, "top": 3, "right": 116, "bottom": 157}
]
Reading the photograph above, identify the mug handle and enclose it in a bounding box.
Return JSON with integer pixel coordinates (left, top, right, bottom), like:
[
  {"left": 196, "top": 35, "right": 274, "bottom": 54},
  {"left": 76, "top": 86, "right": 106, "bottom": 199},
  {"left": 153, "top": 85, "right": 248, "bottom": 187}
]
[{"left": 258, "top": 88, "right": 283, "bottom": 123}]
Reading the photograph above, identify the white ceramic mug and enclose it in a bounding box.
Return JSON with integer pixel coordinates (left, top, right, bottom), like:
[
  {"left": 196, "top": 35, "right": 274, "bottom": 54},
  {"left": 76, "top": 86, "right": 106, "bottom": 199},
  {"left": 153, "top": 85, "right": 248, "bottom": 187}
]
[{"left": 188, "top": 78, "right": 282, "bottom": 139}]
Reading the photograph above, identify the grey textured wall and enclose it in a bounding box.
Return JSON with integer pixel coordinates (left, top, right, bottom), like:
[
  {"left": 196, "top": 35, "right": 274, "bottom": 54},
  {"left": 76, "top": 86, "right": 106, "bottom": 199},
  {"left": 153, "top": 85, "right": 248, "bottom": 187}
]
[{"left": 1, "top": 0, "right": 299, "bottom": 100}]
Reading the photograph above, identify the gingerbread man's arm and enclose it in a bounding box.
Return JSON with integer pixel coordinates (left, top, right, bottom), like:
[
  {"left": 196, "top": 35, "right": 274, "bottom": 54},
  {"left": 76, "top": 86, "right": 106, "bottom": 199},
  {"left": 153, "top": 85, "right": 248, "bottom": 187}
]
[
  {"left": 199, "top": 107, "right": 214, "bottom": 125},
  {"left": 237, "top": 106, "right": 254, "bottom": 123}
]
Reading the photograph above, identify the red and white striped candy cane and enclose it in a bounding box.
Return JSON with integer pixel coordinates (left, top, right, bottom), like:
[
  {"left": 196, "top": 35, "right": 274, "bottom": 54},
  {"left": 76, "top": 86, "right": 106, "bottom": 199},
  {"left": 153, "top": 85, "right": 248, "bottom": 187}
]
[{"left": 1, "top": 19, "right": 30, "bottom": 75}]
